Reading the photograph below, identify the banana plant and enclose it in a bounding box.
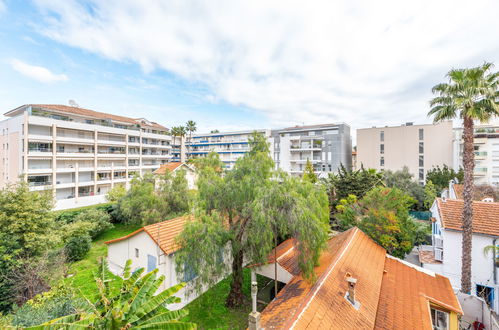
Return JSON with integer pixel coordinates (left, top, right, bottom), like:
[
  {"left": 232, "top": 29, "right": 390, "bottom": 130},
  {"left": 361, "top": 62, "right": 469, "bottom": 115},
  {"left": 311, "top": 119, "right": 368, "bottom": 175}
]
[{"left": 26, "top": 259, "right": 196, "bottom": 329}]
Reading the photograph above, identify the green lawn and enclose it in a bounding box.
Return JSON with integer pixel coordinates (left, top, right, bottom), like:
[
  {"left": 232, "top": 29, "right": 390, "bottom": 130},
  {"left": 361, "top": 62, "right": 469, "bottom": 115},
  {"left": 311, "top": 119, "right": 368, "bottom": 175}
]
[
  {"left": 63, "top": 223, "right": 141, "bottom": 299},
  {"left": 183, "top": 269, "right": 253, "bottom": 330}
]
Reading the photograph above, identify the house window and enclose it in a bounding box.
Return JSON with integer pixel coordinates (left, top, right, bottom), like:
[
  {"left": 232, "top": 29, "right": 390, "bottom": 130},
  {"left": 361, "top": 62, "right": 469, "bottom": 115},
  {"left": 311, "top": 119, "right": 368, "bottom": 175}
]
[
  {"left": 430, "top": 307, "right": 449, "bottom": 330},
  {"left": 477, "top": 285, "right": 495, "bottom": 309},
  {"left": 380, "top": 144, "right": 384, "bottom": 154},
  {"left": 419, "top": 155, "right": 424, "bottom": 167},
  {"left": 419, "top": 142, "right": 424, "bottom": 154},
  {"left": 135, "top": 248, "right": 139, "bottom": 258},
  {"left": 419, "top": 128, "right": 424, "bottom": 140},
  {"left": 419, "top": 169, "right": 424, "bottom": 180},
  {"left": 380, "top": 157, "right": 384, "bottom": 167},
  {"left": 147, "top": 255, "right": 157, "bottom": 272},
  {"left": 380, "top": 131, "right": 384, "bottom": 142}
]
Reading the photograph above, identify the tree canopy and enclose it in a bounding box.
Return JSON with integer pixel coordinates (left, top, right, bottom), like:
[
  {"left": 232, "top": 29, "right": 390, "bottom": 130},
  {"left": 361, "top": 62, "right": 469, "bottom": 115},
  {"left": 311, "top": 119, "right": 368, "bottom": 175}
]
[
  {"left": 383, "top": 166, "right": 425, "bottom": 210},
  {"left": 302, "top": 159, "right": 318, "bottom": 183},
  {"left": 335, "top": 187, "right": 417, "bottom": 258},
  {"left": 425, "top": 165, "right": 464, "bottom": 192},
  {"left": 175, "top": 132, "right": 330, "bottom": 307}
]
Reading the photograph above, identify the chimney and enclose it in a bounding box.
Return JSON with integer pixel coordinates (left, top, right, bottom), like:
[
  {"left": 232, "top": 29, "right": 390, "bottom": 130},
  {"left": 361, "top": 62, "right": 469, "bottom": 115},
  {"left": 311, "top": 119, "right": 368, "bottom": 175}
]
[
  {"left": 248, "top": 270, "right": 261, "bottom": 330},
  {"left": 346, "top": 276, "right": 357, "bottom": 305}
]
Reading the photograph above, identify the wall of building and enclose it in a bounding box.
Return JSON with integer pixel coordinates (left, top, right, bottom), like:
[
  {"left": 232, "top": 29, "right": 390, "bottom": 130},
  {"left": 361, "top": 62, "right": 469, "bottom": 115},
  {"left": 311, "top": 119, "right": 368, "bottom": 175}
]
[
  {"left": 0, "top": 114, "right": 24, "bottom": 187},
  {"left": 357, "top": 121, "right": 453, "bottom": 183}
]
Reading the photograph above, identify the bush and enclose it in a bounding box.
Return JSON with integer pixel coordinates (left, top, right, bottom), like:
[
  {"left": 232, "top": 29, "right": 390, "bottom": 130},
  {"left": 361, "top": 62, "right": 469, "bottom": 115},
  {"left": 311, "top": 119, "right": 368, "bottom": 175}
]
[
  {"left": 65, "top": 235, "right": 92, "bottom": 262},
  {"left": 10, "top": 285, "right": 80, "bottom": 327},
  {"left": 73, "top": 208, "right": 113, "bottom": 238}
]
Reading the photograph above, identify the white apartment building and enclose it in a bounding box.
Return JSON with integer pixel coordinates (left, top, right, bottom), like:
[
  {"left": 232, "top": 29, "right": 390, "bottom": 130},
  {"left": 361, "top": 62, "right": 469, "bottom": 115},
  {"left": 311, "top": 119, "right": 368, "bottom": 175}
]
[
  {"left": 0, "top": 104, "right": 172, "bottom": 210},
  {"left": 357, "top": 121, "right": 454, "bottom": 184},
  {"left": 186, "top": 129, "right": 273, "bottom": 169},
  {"left": 272, "top": 123, "right": 352, "bottom": 177},
  {"left": 452, "top": 122, "right": 499, "bottom": 187}
]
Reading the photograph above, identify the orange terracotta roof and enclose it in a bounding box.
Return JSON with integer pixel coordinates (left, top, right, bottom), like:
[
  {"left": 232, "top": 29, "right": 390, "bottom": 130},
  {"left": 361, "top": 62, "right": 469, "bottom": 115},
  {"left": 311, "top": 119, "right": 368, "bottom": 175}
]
[
  {"left": 376, "top": 256, "right": 462, "bottom": 329},
  {"left": 265, "top": 238, "right": 301, "bottom": 276},
  {"left": 153, "top": 162, "right": 189, "bottom": 175},
  {"left": 419, "top": 250, "right": 442, "bottom": 264},
  {"left": 105, "top": 216, "right": 191, "bottom": 255},
  {"left": 436, "top": 198, "right": 499, "bottom": 236},
  {"left": 258, "top": 228, "right": 462, "bottom": 329},
  {"left": 452, "top": 184, "right": 464, "bottom": 199},
  {"left": 7, "top": 104, "right": 167, "bottom": 130}
]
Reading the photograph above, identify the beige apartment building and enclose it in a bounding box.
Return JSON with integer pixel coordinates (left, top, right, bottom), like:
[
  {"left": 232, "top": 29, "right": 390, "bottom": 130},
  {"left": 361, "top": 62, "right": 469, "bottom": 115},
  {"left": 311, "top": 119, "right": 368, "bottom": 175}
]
[
  {"left": 0, "top": 104, "right": 172, "bottom": 210},
  {"left": 356, "top": 121, "right": 454, "bottom": 183}
]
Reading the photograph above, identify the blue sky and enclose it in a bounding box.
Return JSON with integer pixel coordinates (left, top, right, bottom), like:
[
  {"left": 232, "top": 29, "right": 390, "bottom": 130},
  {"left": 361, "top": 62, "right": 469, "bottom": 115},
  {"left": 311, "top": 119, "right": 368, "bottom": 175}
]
[{"left": 1, "top": 0, "right": 498, "bottom": 136}]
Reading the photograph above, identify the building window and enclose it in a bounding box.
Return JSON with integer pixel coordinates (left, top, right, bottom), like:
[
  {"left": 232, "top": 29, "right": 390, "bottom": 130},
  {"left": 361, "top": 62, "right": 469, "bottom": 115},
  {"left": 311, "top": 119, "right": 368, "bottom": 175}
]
[
  {"left": 380, "top": 144, "right": 384, "bottom": 154},
  {"left": 380, "top": 157, "right": 384, "bottom": 167},
  {"left": 380, "top": 131, "right": 384, "bottom": 142},
  {"left": 419, "top": 169, "right": 424, "bottom": 180},
  {"left": 419, "top": 155, "right": 424, "bottom": 167},
  {"left": 135, "top": 248, "right": 139, "bottom": 258},
  {"left": 476, "top": 285, "right": 495, "bottom": 308},
  {"left": 430, "top": 307, "right": 449, "bottom": 330},
  {"left": 419, "top": 128, "right": 424, "bottom": 140},
  {"left": 419, "top": 142, "right": 424, "bottom": 154}
]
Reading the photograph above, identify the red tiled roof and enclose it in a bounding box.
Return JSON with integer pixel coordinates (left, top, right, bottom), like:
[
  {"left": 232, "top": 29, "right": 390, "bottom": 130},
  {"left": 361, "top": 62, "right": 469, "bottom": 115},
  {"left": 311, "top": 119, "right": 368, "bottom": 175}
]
[
  {"left": 376, "top": 256, "right": 462, "bottom": 329},
  {"left": 153, "top": 162, "right": 190, "bottom": 175},
  {"left": 436, "top": 198, "right": 499, "bottom": 236},
  {"left": 105, "top": 216, "right": 191, "bottom": 255},
  {"left": 452, "top": 184, "right": 464, "bottom": 199},
  {"left": 7, "top": 104, "right": 167, "bottom": 130},
  {"left": 258, "top": 227, "right": 462, "bottom": 329}
]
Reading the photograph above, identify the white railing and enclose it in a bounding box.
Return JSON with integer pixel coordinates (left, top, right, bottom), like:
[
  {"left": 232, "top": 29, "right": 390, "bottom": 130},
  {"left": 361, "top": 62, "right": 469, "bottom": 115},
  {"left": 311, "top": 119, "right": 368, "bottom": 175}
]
[
  {"left": 434, "top": 249, "right": 443, "bottom": 261},
  {"left": 434, "top": 236, "right": 443, "bottom": 249}
]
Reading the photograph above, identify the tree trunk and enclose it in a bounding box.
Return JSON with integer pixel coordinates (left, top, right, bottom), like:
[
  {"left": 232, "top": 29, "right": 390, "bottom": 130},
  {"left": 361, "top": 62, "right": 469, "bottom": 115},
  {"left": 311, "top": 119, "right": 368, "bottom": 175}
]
[
  {"left": 226, "top": 248, "right": 245, "bottom": 307},
  {"left": 461, "top": 115, "right": 475, "bottom": 293}
]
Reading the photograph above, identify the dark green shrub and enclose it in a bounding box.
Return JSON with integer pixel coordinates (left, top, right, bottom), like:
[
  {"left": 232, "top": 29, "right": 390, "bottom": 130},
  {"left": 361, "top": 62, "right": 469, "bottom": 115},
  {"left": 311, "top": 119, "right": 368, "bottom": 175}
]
[
  {"left": 65, "top": 235, "right": 91, "bottom": 262},
  {"left": 73, "top": 209, "right": 113, "bottom": 238}
]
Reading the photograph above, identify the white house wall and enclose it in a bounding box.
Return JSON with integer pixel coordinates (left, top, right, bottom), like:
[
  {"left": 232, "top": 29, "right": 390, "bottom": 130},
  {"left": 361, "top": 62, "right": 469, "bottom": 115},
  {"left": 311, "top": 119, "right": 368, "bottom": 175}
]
[{"left": 254, "top": 263, "right": 294, "bottom": 284}]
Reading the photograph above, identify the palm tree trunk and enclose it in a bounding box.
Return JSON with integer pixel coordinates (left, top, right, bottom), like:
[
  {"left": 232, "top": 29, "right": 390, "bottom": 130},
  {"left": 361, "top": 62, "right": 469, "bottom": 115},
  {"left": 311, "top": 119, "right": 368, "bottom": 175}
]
[{"left": 461, "top": 115, "right": 475, "bottom": 293}]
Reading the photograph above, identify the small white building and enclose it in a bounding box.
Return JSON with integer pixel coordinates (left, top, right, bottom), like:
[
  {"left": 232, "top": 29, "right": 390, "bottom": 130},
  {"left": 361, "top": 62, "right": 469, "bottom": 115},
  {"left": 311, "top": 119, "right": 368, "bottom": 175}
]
[
  {"left": 105, "top": 216, "right": 221, "bottom": 309},
  {"left": 153, "top": 162, "right": 197, "bottom": 190},
  {"left": 422, "top": 197, "right": 499, "bottom": 313}
]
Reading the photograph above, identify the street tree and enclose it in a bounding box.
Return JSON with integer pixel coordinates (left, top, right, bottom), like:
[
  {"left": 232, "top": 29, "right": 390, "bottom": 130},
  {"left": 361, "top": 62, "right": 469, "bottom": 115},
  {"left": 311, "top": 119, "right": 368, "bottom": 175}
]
[{"left": 175, "top": 132, "right": 330, "bottom": 307}]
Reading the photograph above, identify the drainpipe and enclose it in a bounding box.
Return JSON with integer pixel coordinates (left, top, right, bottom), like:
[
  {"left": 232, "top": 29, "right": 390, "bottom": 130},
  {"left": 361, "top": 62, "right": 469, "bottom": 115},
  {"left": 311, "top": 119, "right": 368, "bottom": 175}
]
[{"left": 493, "top": 238, "right": 497, "bottom": 285}]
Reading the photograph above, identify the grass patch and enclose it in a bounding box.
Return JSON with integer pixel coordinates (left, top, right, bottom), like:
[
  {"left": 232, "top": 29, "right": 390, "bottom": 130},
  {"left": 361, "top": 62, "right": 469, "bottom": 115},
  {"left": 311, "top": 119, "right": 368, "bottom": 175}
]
[
  {"left": 183, "top": 269, "right": 253, "bottom": 330},
  {"left": 63, "top": 223, "right": 141, "bottom": 299}
]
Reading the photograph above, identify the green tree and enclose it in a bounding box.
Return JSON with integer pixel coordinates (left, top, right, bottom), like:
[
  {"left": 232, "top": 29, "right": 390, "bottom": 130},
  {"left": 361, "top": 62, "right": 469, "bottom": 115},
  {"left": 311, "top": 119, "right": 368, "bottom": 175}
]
[
  {"left": 0, "top": 183, "right": 57, "bottom": 311},
  {"left": 106, "top": 184, "right": 127, "bottom": 202},
  {"left": 383, "top": 167, "right": 425, "bottom": 210},
  {"left": 114, "top": 174, "right": 164, "bottom": 225},
  {"left": 175, "top": 132, "right": 329, "bottom": 307},
  {"left": 323, "top": 165, "right": 383, "bottom": 225},
  {"left": 186, "top": 120, "right": 197, "bottom": 160},
  {"left": 302, "top": 159, "right": 318, "bottom": 183},
  {"left": 158, "top": 169, "right": 191, "bottom": 216},
  {"left": 424, "top": 180, "right": 437, "bottom": 210},
  {"left": 29, "top": 259, "right": 196, "bottom": 329},
  {"left": 429, "top": 62, "right": 499, "bottom": 293},
  {"left": 426, "top": 165, "right": 464, "bottom": 192},
  {"left": 335, "top": 187, "right": 417, "bottom": 258}
]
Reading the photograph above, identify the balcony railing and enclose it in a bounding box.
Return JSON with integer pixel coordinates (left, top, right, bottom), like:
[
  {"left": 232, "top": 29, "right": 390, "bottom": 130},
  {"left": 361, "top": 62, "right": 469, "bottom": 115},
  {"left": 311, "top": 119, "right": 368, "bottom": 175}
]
[
  {"left": 434, "top": 236, "right": 443, "bottom": 248},
  {"left": 434, "top": 249, "right": 443, "bottom": 261},
  {"left": 29, "top": 148, "right": 52, "bottom": 153},
  {"left": 475, "top": 151, "right": 488, "bottom": 157},
  {"left": 28, "top": 181, "right": 52, "bottom": 187}
]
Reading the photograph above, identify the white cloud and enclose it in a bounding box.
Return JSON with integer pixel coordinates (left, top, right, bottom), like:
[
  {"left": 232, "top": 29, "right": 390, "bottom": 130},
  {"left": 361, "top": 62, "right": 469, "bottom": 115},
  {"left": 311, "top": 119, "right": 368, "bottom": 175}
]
[
  {"left": 0, "top": 1, "right": 5, "bottom": 14},
  {"left": 33, "top": 0, "right": 499, "bottom": 131},
  {"left": 10, "top": 59, "right": 68, "bottom": 83}
]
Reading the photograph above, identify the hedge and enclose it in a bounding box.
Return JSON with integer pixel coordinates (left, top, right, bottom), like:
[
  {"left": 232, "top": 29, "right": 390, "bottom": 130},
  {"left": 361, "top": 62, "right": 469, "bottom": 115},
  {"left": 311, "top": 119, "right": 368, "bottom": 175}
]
[{"left": 53, "top": 203, "right": 115, "bottom": 224}]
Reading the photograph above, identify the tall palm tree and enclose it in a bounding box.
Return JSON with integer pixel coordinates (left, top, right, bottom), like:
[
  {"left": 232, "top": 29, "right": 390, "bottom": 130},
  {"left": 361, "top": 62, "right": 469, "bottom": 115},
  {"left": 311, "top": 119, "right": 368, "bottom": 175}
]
[
  {"left": 186, "top": 120, "right": 197, "bottom": 160},
  {"left": 428, "top": 62, "right": 498, "bottom": 293}
]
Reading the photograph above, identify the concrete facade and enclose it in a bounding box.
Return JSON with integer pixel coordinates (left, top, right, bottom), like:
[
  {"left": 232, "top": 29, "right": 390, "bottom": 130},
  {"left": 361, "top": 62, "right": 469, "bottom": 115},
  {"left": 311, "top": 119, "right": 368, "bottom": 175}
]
[{"left": 357, "top": 121, "right": 454, "bottom": 183}]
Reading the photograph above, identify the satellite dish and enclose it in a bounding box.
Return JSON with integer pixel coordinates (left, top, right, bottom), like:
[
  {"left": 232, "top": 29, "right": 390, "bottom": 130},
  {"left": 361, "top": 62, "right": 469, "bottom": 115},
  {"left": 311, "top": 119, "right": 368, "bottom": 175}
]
[{"left": 68, "top": 100, "right": 79, "bottom": 107}]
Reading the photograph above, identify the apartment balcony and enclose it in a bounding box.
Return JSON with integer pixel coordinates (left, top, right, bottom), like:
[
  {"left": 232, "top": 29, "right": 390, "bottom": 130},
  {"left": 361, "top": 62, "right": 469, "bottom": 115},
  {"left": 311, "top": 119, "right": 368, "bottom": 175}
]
[
  {"left": 113, "top": 178, "right": 127, "bottom": 183},
  {"left": 27, "top": 167, "right": 53, "bottom": 174},
  {"left": 289, "top": 159, "right": 322, "bottom": 163},
  {"left": 55, "top": 181, "right": 76, "bottom": 189},
  {"left": 78, "top": 180, "right": 95, "bottom": 187},
  {"left": 57, "top": 136, "right": 94, "bottom": 145},
  {"left": 474, "top": 138, "right": 487, "bottom": 144},
  {"left": 474, "top": 151, "right": 488, "bottom": 160},
  {"left": 56, "top": 151, "right": 95, "bottom": 158},
  {"left": 28, "top": 134, "right": 52, "bottom": 142},
  {"left": 29, "top": 113, "right": 141, "bottom": 133},
  {"left": 142, "top": 164, "right": 161, "bottom": 169},
  {"left": 290, "top": 146, "right": 322, "bottom": 152},
  {"left": 97, "top": 151, "right": 126, "bottom": 158},
  {"left": 28, "top": 148, "right": 53, "bottom": 157},
  {"left": 97, "top": 139, "right": 126, "bottom": 146},
  {"left": 474, "top": 167, "right": 488, "bottom": 176},
  {"left": 289, "top": 135, "right": 324, "bottom": 141}
]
